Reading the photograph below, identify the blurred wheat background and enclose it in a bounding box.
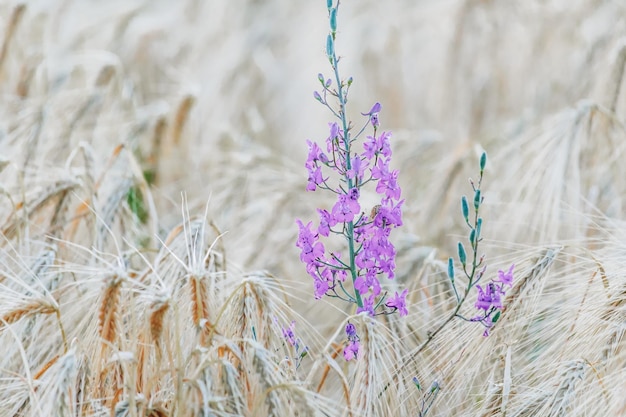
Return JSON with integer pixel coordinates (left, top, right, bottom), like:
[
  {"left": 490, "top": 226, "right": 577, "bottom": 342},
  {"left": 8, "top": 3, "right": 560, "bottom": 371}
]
[{"left": 1, "top": 0, "right": 626, "bottom": 415}]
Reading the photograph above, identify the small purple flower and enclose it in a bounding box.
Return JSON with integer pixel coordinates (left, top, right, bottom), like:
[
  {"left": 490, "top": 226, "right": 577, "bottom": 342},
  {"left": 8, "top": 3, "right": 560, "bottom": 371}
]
[
  {"left": 331, "top": 193, "right": 360, "bottom": 223},
  {"left": 348, "top": 187, "right": 360, "bottom": 203},
  {"left": 343, "top": 322, "right": 360, "bottom": 361},
  {"left": 326, "top": 122, "right": 342, "bottom": 153},
  {"left": 296, "top": 220, "right": 325, "bottom": 264},
  {"left": 347, "top": 155, "right": 367, "bottom": 181},
  {"left": 356, "top": 294, "right": 376, "bottom": 315},
  {"left": 361, "top": 102, "right": 382, "bottom": 116},
  {"left": 361, "top": 103, "right": 382, "bottom": 129},
  {"left": 313, "top": 277, "right": 330, "bottom": 299},
  {"left": 317, "top": 208, "right": 335, "bottom": 237},
  {"left": 475, "top": 283, "right": 501, "bottom": 311},
  {"left": 496, "top": 264, "right": 514, "bottom": 287},
  {"left": 370, "top": 113, "right": 380, "bottom": 128},
  {"left": 344, "top": 340, "right": 360, "bottom": 361},
  {"left": 345, "top": 322, "right": 357, "bottom": 338},
  {"left": 386, "top": 289, "right": 408, "bottom": 316},
  {"left": 377, "top": 131, "right": 392, "bottom": 158},
  {"left": 306, "top": 166, "right": 324, "bottom": 191},
  {"left": 282, "top": 321, "right": 297, "bottom": 346},
  {"left": 306, "top": 140, "right": 327, "bottom": 168}
]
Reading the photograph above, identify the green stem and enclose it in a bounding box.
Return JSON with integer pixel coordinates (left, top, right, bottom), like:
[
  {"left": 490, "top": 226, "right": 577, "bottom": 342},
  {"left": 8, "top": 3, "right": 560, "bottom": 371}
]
[{"left": 330, "top": 29, "right": 362, "bottom": 309}]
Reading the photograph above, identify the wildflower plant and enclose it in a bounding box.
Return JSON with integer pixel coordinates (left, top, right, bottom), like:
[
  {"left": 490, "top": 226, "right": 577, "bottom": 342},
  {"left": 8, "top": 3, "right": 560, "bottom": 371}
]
[
  {"left": 295, "top": 1, "right": 406, "bottom": 322},
  {"left": 446, "top": 152, "right": 515, "bottom": 337}
]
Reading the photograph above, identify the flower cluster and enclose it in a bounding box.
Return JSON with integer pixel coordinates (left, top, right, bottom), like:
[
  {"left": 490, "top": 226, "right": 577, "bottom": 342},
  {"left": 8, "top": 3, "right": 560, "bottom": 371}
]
[
  {"left": 295, "top": 1, "right": 407, "bottom": 318},
  {"left": 473, "top": 264, "right": 514, "bottom": 336},
  {"left": 343, "top": 322, "right": 360, "bottom": 361},
  {"left": 296, "top": 102, "right": 406, "bottom": 315}
]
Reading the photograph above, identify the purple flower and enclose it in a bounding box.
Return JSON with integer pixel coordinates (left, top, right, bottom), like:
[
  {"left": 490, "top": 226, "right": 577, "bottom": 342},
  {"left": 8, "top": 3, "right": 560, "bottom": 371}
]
[
  {"left": 347, "top": 155, "right": 367, "bottom": 181},
  {"left": 331, "top": 193, "right": 360, "bottom": 223},
  {"left": 376, "top": 169, "right": 401, "bottom": 200},
  {"left": 354, "top": 273, "right": 381, "bottom": 297},
  {"left": 326, "top": 122, "right": 342, "bottom": 153},
  {"left": 344, "top": 340, "right": 360, "bottom": 361},
  {"left": 296, "top": 220, "right": 325, "bottom": 264},
  {"left": 361, "top": 102, "right": 382, "bottom": 116},
  {"left": 361, "top": 103, "right": 382, "bottom": 129},
  {"left": 343, "top": 322, "right": 361, "bottom": 361},
  {"left": 496, "top": 264, "right": 514, "bottom": 287},
  {"left": 306, "top": 166, "right": 324, "bottom": 191},
  {"left": 356, "top": 294, "right": 376, "bottom": 315},
  {"left": 475, "top": 283, "right": 502, "bottom": 311},
  {"left": 282, "top": 321, "right": 297, "bottom": 346},
  {"left": 317, "top": 208, "right": 335, "bottom": 237},
  {"left": 306, "top": 140, "right": 328, "bottom": 168},
  {"left": 377, "top": 131, "right": 392, "bottom": 158},
  {"left": 386, "top": 289, "right": 408, "bottom": 316},
  {"left": 345, "top": 322, "right": 357, "bottom": 338},
  {"left": 370, "top": 113, "right": 380, "bottom": 128},
  {"left": 313, "top": 277, "right": 330, "bottom": 299}
]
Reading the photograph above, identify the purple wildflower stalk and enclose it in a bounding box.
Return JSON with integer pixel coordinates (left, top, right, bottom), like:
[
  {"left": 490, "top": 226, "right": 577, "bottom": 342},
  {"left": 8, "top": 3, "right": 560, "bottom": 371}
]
[{"left": 296, "top": 1, "right": 407, "bottom": 318}]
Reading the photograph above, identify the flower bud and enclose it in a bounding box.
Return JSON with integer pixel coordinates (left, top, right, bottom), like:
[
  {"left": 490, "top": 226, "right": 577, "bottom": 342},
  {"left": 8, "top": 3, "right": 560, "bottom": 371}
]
[
  {"left": 461, "top": 195, "right": 469, "bottom": 220},
  {"left": 313, "top": 91, "right": 322, "bottom": 102},
  {"left": 474, "top": 189, "right": 481, "bottom": 210},
  {"left": 457, "top": 242, "right": 466, "bottom": 266},
  {"left": 330, "top": 8, "right": 337, "bottom": 33},
  {"left": 326, "top": 34, "right": 334, "bottom": 59},
  {"left": 447, "top": 257, "right": 454, "bottom": 281},
  {"left": 480, "top": 152, "right": 487, "bottom": 172}
]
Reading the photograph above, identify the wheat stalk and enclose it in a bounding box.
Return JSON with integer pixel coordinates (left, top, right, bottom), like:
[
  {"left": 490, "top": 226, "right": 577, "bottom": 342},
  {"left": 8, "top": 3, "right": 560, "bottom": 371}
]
[{"left": 99, "top": 275, "right": 122, "bottom": 346}]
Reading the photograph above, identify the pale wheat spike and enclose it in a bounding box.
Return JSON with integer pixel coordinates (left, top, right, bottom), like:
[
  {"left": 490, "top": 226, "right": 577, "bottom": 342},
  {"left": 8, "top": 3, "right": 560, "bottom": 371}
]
[
  {"left": 149, "top": 300, "right": 169, "bottom": 346},
  {"left": 1, "top": 299, "right": 55, "bottom": 325},
  {"left": 501, "top": 247, "right": 561, "bottom": 317},
  {"left": 171, "top": 94, "right": 195, "bottom": 145},
  {"left": 99, "top": 275, "right": 122, "bottom": 345},
  {"left": 189, "top": 275, "right": 209, "bottom": 327}
]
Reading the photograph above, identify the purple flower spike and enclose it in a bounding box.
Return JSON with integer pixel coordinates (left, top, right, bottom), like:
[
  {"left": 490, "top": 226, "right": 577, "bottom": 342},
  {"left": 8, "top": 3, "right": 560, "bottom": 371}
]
[{"left": 296, "top": 2, "right": 407, "bottom": 322}]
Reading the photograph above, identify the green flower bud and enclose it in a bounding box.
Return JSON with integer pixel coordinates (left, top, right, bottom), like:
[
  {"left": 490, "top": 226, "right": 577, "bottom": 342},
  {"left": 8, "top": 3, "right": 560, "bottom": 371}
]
[
  {"left": 474, "top": 189, "right": 481, "bottom": 210},
  {"left": 480, "top": 152, "right": 487, "bottom": 172},
  {"left": 330, "top": 8, "right": 337, "bottom": 33},
  {"left": 326, "top": 34, "right": 334, "bottom": 59},
  {"left": 461, "top": 195, "right": 469, "bottom": 220},
  {"left": 492, "top": 310, "right": 501, "bottom": 323},
  {"left": 447, "top": 257, "right": 454, "bottom": 281},
  {"left": 457, "top": 242, "right": 466, "bottom": 266}
]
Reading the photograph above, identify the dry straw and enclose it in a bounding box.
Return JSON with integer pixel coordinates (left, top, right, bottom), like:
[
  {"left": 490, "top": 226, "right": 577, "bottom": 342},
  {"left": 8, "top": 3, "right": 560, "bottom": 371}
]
[{"left": 0, "top": 0, "right": 626, "bottom": 416}]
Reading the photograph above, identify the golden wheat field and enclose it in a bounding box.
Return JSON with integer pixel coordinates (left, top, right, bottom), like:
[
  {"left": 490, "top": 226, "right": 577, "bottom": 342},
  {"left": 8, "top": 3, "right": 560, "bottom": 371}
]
[{"left": 1, "top": 0, "right": 626, "bottom": 416}]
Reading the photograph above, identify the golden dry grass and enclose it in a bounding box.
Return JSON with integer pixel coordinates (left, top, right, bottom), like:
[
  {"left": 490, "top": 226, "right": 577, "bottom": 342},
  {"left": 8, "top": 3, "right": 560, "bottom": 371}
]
[{"left": 0, "top": 0, "right": 626, "bottom": 415}]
